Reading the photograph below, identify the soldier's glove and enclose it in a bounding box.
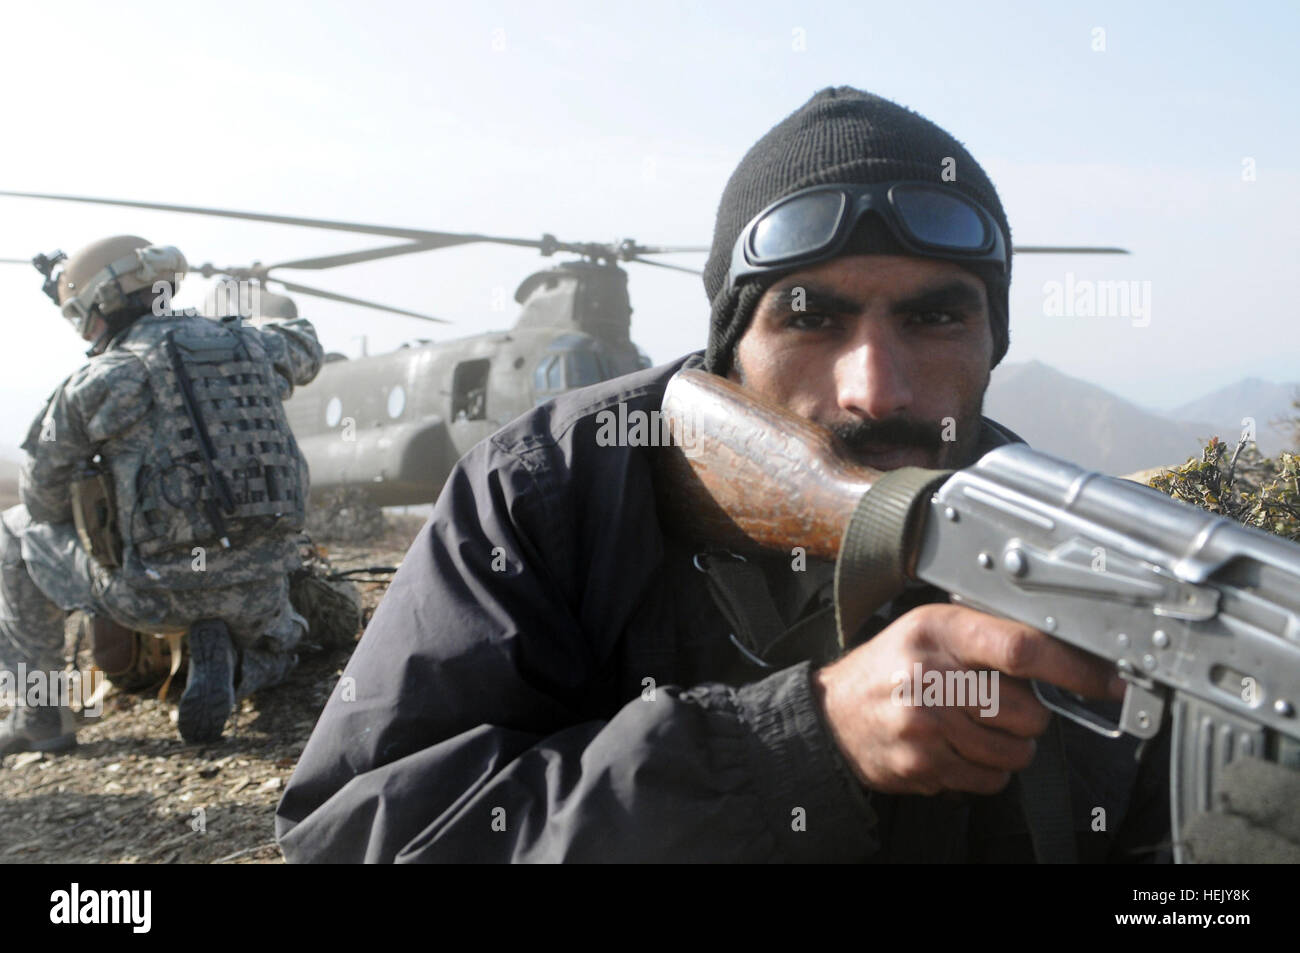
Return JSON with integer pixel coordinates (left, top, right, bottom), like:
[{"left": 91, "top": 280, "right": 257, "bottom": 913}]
[{"left": 1181, "top": 756, "right": 1300, "bottom": 863}]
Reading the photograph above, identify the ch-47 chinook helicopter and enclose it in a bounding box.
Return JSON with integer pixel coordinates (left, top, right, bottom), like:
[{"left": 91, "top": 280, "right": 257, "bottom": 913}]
[{"left": 1, "top": 190, "right": 1128, "bottom": 506}]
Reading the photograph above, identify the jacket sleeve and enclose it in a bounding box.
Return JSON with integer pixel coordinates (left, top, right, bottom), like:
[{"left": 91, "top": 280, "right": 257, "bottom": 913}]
[
  {"left": 275, "top": 434, "right": 878, "bottom": 863},
  {"left": 18, "top": 386, "right": 82, "bottom": 524},
  {"left": 247, "top": 317, "right": 324, "bottom": 393},
  {"left": 18, "top": 353, "right": 150, "bottom": 524}
]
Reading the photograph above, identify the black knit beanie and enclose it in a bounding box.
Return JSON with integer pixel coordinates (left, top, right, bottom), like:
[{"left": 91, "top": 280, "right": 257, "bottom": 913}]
[{"left": 703, "top": 87, "right": 1013, "bottom": 377}]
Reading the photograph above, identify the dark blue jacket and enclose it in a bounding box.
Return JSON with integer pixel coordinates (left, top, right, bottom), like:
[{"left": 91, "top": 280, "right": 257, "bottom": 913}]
[{"left": 275, "top": 353, "right": 1170, "bottom": 862}]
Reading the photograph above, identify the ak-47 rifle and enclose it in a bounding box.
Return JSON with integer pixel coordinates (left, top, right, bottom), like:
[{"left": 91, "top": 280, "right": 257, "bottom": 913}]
[{"left": 655, "top": 368, "right": 1300, "bottom": 862}]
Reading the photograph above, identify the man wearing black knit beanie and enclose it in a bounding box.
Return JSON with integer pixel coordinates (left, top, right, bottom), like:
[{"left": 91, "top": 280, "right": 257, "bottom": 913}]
[
  {"left": 703, "top": 86, "right": 1014, "bottom": 474},
  {"left": 279, "top": 87, "right": 1171, "bottom": 864},
  {"left": 704, "top": 86, "right": 1012, "bottom": 379}
]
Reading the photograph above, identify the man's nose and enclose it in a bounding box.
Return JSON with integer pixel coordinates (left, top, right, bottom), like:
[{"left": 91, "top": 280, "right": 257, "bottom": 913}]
[{"left": 835, "top": 326, "right": 913, "bottom": 420}]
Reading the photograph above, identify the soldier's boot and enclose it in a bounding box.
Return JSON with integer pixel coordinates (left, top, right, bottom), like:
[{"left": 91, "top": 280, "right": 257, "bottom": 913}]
[
  {"left": 177, "top": 619, "right": 235, "bottom": 744},
  {"left": 0, "top": 704, "right": 78, "bottom": 757}
]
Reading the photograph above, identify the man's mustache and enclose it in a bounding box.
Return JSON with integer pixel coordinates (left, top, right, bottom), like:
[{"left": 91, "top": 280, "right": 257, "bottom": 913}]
[{"left": 829, "top": 417, "right": 944, "bottom": 455}]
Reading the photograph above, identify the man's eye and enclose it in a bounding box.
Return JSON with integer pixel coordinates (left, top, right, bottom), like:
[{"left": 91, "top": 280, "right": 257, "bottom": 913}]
[
  {"left": 787, "top": 313, "right": 836, "bottom": 330},
  {"left": 909, "top": 311, "right": 962, "bottom": 327}
]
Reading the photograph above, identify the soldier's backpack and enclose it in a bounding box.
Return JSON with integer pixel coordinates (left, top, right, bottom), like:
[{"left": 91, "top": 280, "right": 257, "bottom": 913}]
[{"left": 124, "top": 315, "right": 309, "bottom": 563}]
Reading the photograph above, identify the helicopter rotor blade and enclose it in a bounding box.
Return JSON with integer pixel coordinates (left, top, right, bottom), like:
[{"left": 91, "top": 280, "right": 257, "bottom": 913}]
[
  {"left": 622, "top": 244, "right": 710, "bottom": 256},
  {"left": 268, "top": 278, "right": 452, "bottom": 324},
  {"left": 0, "top": 190, "right": 545, "bottom": 252},
  {"left": 0, "top": 258, "right": 32, "bottom": 264},
  {"left": 266, "top": 241, "right": 447, "bottom": 272},
  {"left": 1012, "top": 246, "right": 1130, "bottom": 255},
  {"left": 625, "top": 256, "right": 703, "bottom": 276},
  {"left": 0, "top": 192, "right": 710, "bottom": 274}
]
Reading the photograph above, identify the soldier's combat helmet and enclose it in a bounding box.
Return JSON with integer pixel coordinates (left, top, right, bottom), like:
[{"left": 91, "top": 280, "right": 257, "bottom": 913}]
[{"left": 37, "top": 235, "right": 188, "bottom": 338}]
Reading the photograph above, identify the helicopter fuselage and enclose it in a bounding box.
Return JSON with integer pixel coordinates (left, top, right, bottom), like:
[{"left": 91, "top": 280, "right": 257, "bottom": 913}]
[{"left": 285, "top": 260, "right": 650, "bottom": 505}]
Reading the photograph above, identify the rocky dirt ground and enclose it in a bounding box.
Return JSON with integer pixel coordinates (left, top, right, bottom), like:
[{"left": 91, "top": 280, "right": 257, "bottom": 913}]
[{"left": 0, "top": 515, "right": 425, "bottom": 865}]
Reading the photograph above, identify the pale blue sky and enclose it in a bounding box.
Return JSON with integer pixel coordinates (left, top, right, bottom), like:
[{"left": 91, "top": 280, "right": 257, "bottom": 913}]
[{"left": 1, "top": 0, "right": 1297, "bottom": 455}]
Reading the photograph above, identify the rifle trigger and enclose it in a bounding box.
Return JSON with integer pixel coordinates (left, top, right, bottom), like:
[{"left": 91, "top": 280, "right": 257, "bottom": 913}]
[
  {"left": 1033, "top": 670, "right": 1167, "bottom": 741},
  {"left": 1032, "top": 680, "right": 1124, "bottom": 738}
]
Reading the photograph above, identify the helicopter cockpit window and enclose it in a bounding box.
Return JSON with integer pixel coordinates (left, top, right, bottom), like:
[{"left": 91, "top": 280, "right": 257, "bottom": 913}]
[
  {"left": 534, "top": 355, "right": 558, "bottom": 398},
  {"left": 565, "top": 347, "right": 604, "bottom": 388},
  {"left": 452, "top": 358, "right": 490, "bottom": 422},
  {"left": 533, "top": 335, "right": 612, "bottom": 405}
]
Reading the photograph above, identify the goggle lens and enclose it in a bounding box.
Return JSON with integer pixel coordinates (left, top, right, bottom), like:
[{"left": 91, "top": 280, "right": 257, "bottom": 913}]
[
  {"left": 750, "top": 190, "right": 846, "bottom": 262},
  {"left": 890, "top": 185, "right": 988, "bottom": 249}
]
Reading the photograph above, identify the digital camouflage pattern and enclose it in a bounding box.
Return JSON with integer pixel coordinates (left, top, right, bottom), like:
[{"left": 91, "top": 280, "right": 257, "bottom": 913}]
[
  {"left": 20, "top": 312, "right": 322, "bottom": 590},
  {"left": 0, "top": 508, "right": 67, "bottom": 675},
  {"left": 1, "top": 311, "right": 324, "bottom": 700},
  {"left": 123, "top": 315, "right": 310, "bottom": 574}
]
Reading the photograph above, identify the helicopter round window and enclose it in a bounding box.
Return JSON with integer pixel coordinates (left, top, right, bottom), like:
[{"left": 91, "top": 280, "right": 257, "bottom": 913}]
[
  {"left": 388, "top": 385, "right": 406, "bottom": 419},
  {"left": 325, "top": 396, "right": 343, "bottom": 428}
]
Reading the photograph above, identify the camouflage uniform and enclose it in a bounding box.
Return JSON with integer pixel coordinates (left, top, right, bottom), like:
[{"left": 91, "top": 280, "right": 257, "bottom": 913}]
[{"left": 0, "top": 311, "right": 323, "bottom": 698}]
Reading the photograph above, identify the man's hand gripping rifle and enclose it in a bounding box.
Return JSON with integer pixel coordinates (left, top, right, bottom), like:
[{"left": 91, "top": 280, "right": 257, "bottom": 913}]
[{"left": 655, "top": 368, "right": 1300, "bottom": 861}]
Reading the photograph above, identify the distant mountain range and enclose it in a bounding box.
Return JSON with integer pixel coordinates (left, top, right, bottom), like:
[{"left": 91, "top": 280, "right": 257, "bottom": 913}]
[
  {"left": 986, "top": 362, "right": 1298, "bottom": 475},
  {"left": 1168, "top": 377, "right": 1297, "bottom": 457}
]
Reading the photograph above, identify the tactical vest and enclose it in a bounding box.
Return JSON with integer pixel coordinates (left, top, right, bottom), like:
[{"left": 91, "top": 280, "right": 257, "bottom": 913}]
[{"left": 122, "top": 315, "right": 308, "bottom": 563}]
